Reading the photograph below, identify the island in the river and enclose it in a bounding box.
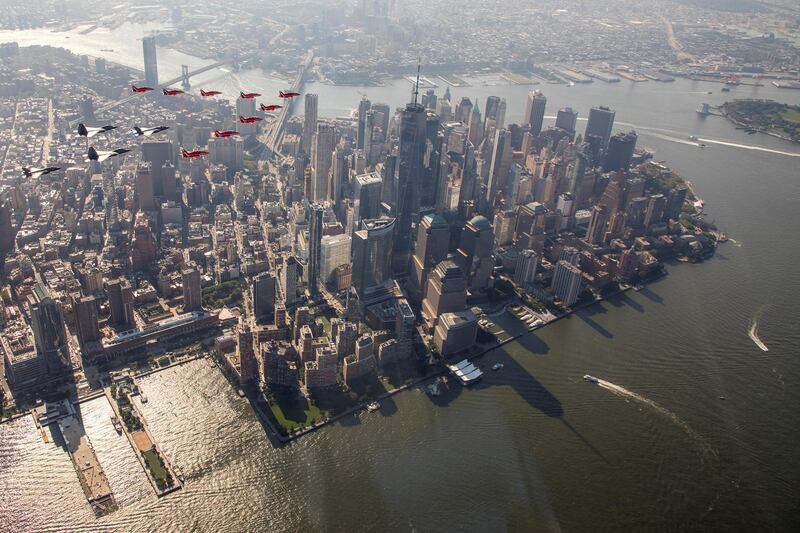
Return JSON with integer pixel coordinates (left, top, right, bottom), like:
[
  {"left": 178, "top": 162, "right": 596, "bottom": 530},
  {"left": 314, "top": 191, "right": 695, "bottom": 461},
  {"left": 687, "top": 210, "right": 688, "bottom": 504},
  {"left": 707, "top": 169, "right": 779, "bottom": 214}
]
[{"left": 721, "top": 99, "right": 800, "bottom": 143}]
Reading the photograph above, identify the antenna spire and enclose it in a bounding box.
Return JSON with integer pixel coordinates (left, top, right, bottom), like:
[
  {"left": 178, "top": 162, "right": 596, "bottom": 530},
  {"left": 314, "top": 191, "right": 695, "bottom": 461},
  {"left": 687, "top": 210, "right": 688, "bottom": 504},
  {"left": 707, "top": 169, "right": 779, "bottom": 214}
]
[{"left": 413, "top": 59, "right": 421, "bottom": 105}]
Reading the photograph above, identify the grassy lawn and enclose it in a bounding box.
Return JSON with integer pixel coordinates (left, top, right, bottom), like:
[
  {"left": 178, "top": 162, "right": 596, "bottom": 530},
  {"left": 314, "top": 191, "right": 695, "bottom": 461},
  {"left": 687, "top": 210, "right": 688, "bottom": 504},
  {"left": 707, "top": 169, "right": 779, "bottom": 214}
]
[
  {"left": 269, "top": 396, "right": 328, "bottom": 433},
  {"left": 781, "top": 108, "right": 800, "bottom": 124},
  {"left": 143, "top": 449, "right": 168, "bottom": 484}
]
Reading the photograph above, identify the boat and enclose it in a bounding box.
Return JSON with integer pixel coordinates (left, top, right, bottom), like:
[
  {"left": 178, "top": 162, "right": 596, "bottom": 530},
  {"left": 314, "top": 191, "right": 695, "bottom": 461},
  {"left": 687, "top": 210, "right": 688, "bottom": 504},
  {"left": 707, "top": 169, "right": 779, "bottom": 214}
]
[
  {"left": 425, "top": 382, "right": 441, "bottom": 397},
  {"left": 722, "top": 87, "right": 731, "bottom": 92},
  {"left": 719, "top": 396, "right": 727, "bottom": 400},
  {"left": 140, "top": 393, "right": 148, "bottom": 403},
  {"left": 688, "top": 135, "right": 699, "bottom": 141},
  {"left": 698, "top": 143, "right": 707, "bottom": 148},
  {"left": 110, "top": 416, "right": 122, "bottom": 435},
  {"left": 236, "top": 388, "right": 245, "bottom": 398},
  {"left": 366, "top": 401, "right": 380, "bottom": 412},
  {"left": 583, "top": 374, "right": 599, "bottom": 384},
  {"left": 492, "top": 363, "right": 504, "bottom": 371}
]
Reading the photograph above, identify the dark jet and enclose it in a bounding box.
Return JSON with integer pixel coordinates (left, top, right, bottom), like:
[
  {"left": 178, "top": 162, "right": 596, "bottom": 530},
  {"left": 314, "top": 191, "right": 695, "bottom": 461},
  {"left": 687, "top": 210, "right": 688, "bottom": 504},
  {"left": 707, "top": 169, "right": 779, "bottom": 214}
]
[
  {"left": 78, "top": 123, "right": 116, "bottom": 138},
  {"left": 132, "top": 126, "right": 170, "bottom": 137},
  {"left": 22, "top": 166, "right": 60, "bottom": 177},
  {"left": 88, "top": 146, "right": 131, "bottom": 162}
]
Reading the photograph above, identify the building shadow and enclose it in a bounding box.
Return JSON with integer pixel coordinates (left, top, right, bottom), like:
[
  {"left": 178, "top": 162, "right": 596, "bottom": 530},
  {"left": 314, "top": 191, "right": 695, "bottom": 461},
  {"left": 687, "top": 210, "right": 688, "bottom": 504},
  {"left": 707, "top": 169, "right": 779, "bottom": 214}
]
[
  {"left": 575, "top": 305, "right": 614, "bottom": 339},
  {"left": 637, "top": 286, "right": 664, "bottom": 305}
]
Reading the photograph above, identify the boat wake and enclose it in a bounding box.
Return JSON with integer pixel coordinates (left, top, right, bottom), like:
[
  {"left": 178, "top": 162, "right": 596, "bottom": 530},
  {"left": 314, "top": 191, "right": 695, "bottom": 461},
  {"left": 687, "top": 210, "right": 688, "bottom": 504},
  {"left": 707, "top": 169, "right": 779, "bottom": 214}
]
[
  {"left": 748, "top": 307, "right": 769, "bottom": 352},
  {"left": 595, "top": 379, "right": 712, "bottom": 453}
]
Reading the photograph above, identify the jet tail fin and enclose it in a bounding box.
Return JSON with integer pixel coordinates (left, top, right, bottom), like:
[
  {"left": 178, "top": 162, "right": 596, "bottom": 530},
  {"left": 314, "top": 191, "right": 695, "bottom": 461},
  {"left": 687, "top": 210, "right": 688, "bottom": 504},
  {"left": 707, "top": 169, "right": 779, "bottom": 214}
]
[
  {"left": 87, "top": 146, "right": 99, "bottom": 161},
  {"left": 22, "top": 167, "right": 31, "bottom": 177},
  {"left": 133, "top": 126, "right": 143, "bottom": 135},
  {"left": 77, "top": 123, "right": 88, "bottom": 136}
]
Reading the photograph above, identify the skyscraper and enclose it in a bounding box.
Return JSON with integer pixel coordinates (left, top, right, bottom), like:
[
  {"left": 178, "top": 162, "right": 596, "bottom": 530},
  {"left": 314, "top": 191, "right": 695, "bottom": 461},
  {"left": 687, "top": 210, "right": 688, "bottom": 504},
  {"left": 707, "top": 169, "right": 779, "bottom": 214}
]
[
  {"left": 237, "top": 323, "right": 258, "bottom": 385},
  {"left": 73, "top": 295, "right": 101, "bottom": 348},
  {"left": 525, "top": 91, "right": 547, "bottom": 136},
  {"left": 604, "top": 131, "right": 638, "bottom": 171},
  {"left": 411, "top": 214, "right": 450, "bottom": 299},
  {"left": 29, "top": 284, "right": 70, "bottom": 377},
  {"left": 644, "top": 194, "right": 667, "bottom": 228},
  {"left": 393, "top": 100, "right": 427, "bottom": 274},
  {"left": 253, "top": 272, "right": 277, "bottom": 321},
  {"left": 585, "top": 106, "right": 616, "bottom": 151},
  {"left": 308, "top": 203, "right": 324, "bottom": 296},
  {"left": 486, "top": 128, "right": 512, "bottom": 208},
  {"left": 354, "top": 172, "right": 383, "bottom": 222},
  {"left": 106, "top": 278, "right": 135, "bottom": 327},
  {"left": 357, "top": 97, "right": 371, "bottom": 150},
  {"left": 586, "top": 204, "right": 610, "bottom": 245},
  {"left": 514, "top": 249, "right": 539, "bottom": 287},
  {"left": 135, "top": 162, "right": 155, "bottom": 211},
  {"left": 552, "top": 260, "right": 583, "bottom": 306},
  {"left": 312, "top": 123, "right": 336, "bottom": 202},
  {"left": 352, "top": 217, "right": 395, "bottom": 296},
  {"left": 141, "top": 140, "right": 173, "bottom": 198},
  {"left": 455, "top": 215, "right": 494, "bottom": 291},
  {"left": 182, "top": 267, "right": 202, "bottom": 311},
  {"left": 280, "top": 255, "right": 300, "bottom": 306},
  {"left": 303, "top": 93, "right": 318, "bottom": 155},
  {"left": 556, "top": 107, "right": 579, "bottom": 134},
  {"left": 421, "top": 260, "right": 467, "bottom": 326},
  {"left": 236, "top": 96, "right": 257, "bottom": 136},
  {"left": 142, "top": 36, "right": 158, "bottom": 87}
]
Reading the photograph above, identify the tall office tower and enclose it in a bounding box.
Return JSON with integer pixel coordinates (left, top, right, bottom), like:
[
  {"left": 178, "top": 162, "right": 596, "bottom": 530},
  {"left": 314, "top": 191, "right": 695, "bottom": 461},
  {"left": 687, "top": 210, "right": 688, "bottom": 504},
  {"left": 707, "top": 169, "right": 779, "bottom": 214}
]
[
  {"left": 80, "top": 97, "right": 95, "bottom": 122},
  {"left": 525, "top": 91, "right": 547, "bottom": 136},
  {"left": 468, "top": 101, "right": 484, "bottom": 147},
  {"left": 600, "top": 171, "right": 628, "bottom": 218},
  {"left": 552, "top": 260, "right": 583, "bottom": 306},
  {"left": 321, "top": 234, "right": 351, "bottom": 284},
  {"left": 302, "top": 93, "right": 318, "bottom": 154},
  {"left": 604, "top": 131, "right": 638, "bottom": 171},
  {"left": 330, "top": 145, "right": 350, "bottom": 212},
  {"left": 421, "top": 260, "right": 467, "bottom": 325},
  {"left": 421, "top": 113, "right": 443, "bottom": 208},
  {"left": 106, "top": 278, "right": 135, "bottom": 327},
  {"left": 141, "top": 140, "right": 173, "bottom": 197},
  {"left": 142, "top": 36, "right": 158, "bottom": 87},
  {"left": 253, "top": 272, "right": 276, "bottom": 322},
  {"left": 626, "top": 196, "right": 649, "bottom": 227},
  {"left": 514, "top": 249, "right": 539, "bottom": 287},
  {"left": 29, "top": 284, "right": 70, "bottom": 377},
  {"left": 585, "top": 204, "right": 610, "bottom": 245},
  {"left": 135, "top": 162, "right": 155, "bottom": 211},
  {"left": 484, "top": 96, "right": 506, "bottom": 130},
  {"left": 182, "top": 267, "right": 202, "bottom": 311},
  {"left": 411, "top": 214, "right": 450, "bottom": 299},
  {"left": 421, "top": 88, "right": 437, "bottom": 111},
  {"left": 354, "top": 172, "right": 383, "bottom": 222},
  {"left": 556, "top": 107, "right": 579, "bottom": 134},
  {"left": 0, "top": 201, "right": 14, "bottom": 262},
  {"left": 666, "top": 186, "right": 688, "bottom": 221},
  {"left": 237, "top": 96, "right": 258, "bottom": 136},
  {"left": 335, "top": 321, "right": 358, "bottom": 358},
  {"left": 513, "top": 201, "right": 548, "bottom": 252},
  {"left": 72, "top": 295, "right": 100, "bottom": 348},
  {"left": 308, "top": 203, "right": 324, "bottom": 296},
  {"left": 455, "top": 215, "right": 494, "bottom": 291},
  {"left": 393, "top": 100, "right": 427, "bottom": 274},
  {"left": 486, "top": 128, "right": 512, "bottom": 209},
  {"left": 352, "top": 217, "right": 395, "bottom": 296},
  {"left": 584, "top": 106, "right": 616, "bottom": 151},
  {"left": 558, "top": 246, "right": 580, "bottom": 266},
  {"left": 371, "top": 102, "right": 391, "bottom": 137},
  {"left": 208, "top": 137, "right": 244, "bottom": 174},
  {"left": 455, "top": 97, "right": 473, "bottom": 124},
  {"left": 556, "top": 192, "right": 575, "bottom": 230},
  {"left": 357, "top": 97, "right": 371, "bottom": 150},
  {"left": 363, "top": 109, "right": 377, "bottom": 165},
  {"left": 569, "top": 145, "right": 590, "bottom": 199},
  {"left": 312, "top": 123, "right": 336, "bottom": 202},
  {"left": 493, "top": 209, "right": 516, "bottom": 246},
  {"left": 281, "top": 255, "right": 300, "bottom": 306},
  {"left": 237, "top": 322, "right": 258, "bottom": 384},
  {"left": 644, "top": 194, "right": 667, "bottom": 228}
]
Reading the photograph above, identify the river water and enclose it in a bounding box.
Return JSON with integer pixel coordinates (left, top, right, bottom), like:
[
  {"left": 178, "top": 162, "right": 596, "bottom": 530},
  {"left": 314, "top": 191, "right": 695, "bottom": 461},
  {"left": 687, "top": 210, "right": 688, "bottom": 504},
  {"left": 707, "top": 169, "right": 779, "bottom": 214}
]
[{"left": 1, "top": 25, "right": 800, "bottom": 532}]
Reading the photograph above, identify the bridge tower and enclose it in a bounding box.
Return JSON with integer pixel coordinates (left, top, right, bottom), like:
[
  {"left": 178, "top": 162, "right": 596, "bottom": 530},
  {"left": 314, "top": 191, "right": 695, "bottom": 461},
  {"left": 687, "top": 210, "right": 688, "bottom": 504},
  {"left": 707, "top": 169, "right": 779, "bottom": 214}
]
[{"left": 181, "top": 65, "right": 190, "bottom": 91}]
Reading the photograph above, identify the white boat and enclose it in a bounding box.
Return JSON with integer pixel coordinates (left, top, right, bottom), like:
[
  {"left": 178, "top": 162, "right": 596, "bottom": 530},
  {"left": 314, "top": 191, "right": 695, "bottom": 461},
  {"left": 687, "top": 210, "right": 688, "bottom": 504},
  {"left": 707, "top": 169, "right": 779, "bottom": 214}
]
[
  {"left": 425, "top": 382, "right": 441, "bottom": 397},
  {"left": 492, "top": 363, "right": 504, "bottom": 371},
  {"left": 366, "top": 401, "right": 380, "bottom": 412},
  {"left": 688, "top": 135, "right": 698, "bottom": 141},
  {"left": 110, "top": 416, "right": 122, "bottom": 435},
  {"left": 583, "top": 374, "right": 599, "bottom": 384}
]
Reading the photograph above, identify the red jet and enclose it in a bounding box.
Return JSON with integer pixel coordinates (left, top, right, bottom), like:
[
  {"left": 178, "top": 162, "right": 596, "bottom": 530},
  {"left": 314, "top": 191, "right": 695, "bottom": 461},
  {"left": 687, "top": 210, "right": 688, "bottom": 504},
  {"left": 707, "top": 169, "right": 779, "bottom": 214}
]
[
  {"left": 131, "top": 85, "right": 153, "bottom": 93},
  {"left": 279, "top": 91, "right": 300, "bottom": 99},
  {"left": 214, "top": 130, "right": 240, "bottom": 138},
  {"left": 239, "top": 115, "right": 263, "bottom": 124},
  {"left": 260, "top": 104, "right": 282, "bottom": 112},
  {"left": 181, "top": 148, "right": 209, "bottom": 159},
  {"left": 240, "top": 91, "right": 261, "bottom": 99},
  {"left": 162, "top": 88, "right": 185, "bottom": 96},
  {"left": 200, "top": 89, "right": 222, "bottom": 97}
]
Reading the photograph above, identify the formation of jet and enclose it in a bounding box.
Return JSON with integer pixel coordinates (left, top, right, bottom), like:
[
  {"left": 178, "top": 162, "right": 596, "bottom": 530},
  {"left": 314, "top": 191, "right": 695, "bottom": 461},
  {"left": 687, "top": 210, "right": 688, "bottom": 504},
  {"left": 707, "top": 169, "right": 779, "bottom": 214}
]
[
  {"left": 162, "top": 88, "right": 185, "bottom": 96},
  {"left": 200, "top": 89, "right": 222, "bottom": 97},
  {"left": 131, "top": 85, "right": 153, "bottom": 93},
  {"left": 240, "top": 91, "right": 260, "bottom": 99},
  {"left": 279, "top": 91, "right": 300, "bottom": 99},
  {"left": 181, "top": 148, "right": 209, "bottom": 159},
  {"left": 78, "top": 123, "right": 117, "bottom": 138},
  {"left": 22, "top": 166, "right": 60, "bottom": 178},
  {"left": 214, "top": 130, "right": 240, "bottom": 138},
  {"left": 88, "top": 146, "right": 131, "bottom": 162},
  {"left": 260, "top": 104, "right": 282, "bottom": 112},
  {"left": 132, "top": 125, "right": 170, "bottom": 137},
  {"left": 239, "top": 115, "right": 263, "bottom": 124}
]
